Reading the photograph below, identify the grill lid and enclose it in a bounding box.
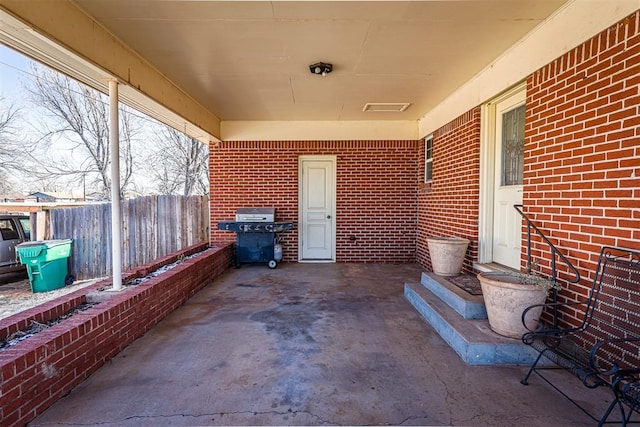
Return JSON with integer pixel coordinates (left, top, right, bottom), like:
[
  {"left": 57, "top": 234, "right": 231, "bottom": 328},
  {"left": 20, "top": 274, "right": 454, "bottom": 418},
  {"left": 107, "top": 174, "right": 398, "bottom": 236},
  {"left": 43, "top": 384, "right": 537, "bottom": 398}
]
[{"left": 235, "top": 207, "right": 275, "bottom": 222}]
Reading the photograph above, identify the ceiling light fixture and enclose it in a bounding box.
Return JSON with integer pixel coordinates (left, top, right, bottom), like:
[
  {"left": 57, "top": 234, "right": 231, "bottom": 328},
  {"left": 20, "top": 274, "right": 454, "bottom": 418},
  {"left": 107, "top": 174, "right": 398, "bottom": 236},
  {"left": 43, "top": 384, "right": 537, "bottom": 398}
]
[{"left": 309, "top": 62, "right": 332, "bottom": 76}]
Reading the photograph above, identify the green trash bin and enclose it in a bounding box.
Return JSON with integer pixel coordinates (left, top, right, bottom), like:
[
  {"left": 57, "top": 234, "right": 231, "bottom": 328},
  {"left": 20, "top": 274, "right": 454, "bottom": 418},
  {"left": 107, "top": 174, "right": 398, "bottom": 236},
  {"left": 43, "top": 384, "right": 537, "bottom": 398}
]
[{"left": 16, "top": 239, "right": 74, "bottom": 293}]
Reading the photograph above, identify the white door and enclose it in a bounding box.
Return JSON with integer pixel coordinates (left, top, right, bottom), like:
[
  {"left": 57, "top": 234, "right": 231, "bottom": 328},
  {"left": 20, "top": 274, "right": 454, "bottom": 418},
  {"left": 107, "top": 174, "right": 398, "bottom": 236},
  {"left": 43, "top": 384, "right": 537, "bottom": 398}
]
[
  {"left": 492, "top": 91, "right": 525, "bottom": 269},
  {"left": 299, "top": 156, "right": 336, "bottom": 261}
]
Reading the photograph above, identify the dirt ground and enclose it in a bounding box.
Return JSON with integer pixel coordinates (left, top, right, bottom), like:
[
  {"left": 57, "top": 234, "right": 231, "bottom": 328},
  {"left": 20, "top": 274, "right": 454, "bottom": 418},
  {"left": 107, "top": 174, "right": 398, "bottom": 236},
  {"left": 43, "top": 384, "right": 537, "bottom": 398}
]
[{"left": 0, "top": 270, "right": 101, "bottom": 320}]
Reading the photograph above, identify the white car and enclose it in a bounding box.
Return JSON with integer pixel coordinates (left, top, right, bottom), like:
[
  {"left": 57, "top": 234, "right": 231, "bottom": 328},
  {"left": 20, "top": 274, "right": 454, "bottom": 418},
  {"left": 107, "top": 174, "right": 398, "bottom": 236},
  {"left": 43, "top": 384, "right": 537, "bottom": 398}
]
[{"left": 0, "top": 215, "right": 30, "bottom": 275}]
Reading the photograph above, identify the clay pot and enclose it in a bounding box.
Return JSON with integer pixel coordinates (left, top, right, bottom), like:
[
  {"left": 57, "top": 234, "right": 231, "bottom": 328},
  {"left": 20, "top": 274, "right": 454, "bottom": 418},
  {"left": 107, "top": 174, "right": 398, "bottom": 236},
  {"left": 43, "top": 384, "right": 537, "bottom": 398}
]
[
  {"left": 426, "top": 237, "right": 470, "bottom": 276},
  {"left": 477, "top": 272, "right": 551, "bottom": 339}
]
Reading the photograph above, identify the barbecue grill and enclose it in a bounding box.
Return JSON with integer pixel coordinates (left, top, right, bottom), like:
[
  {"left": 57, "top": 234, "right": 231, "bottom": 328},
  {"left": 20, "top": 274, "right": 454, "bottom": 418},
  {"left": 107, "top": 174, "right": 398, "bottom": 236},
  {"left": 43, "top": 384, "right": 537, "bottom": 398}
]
[{"left": 217, "top": 208, "right": 294, "bottom": 268}]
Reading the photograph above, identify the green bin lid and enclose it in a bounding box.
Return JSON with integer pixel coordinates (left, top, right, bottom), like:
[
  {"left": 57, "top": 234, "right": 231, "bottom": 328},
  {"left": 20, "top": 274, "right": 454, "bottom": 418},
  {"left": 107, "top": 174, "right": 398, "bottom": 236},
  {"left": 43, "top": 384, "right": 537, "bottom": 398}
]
[
  {"left": 16, "top": 239, "right": 72, "bottom": 259},
  {"left": 16, "top": 239, "right": 72, "bottom": 248},
  {"left": 42, "top": 239, "right": 73, "bottom": 248},
  {"left": 16, "top": 241, "right": 47, "bottom": 248}
]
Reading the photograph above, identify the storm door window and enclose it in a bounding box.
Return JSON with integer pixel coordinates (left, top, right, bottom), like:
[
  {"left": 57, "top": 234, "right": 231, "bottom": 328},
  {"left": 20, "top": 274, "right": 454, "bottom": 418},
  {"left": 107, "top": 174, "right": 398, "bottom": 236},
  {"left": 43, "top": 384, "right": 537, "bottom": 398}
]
[
  {"left": 424, "top": 136, "right": 433, "bottom": 182},
  {"left": 501, "top": 104, "right": 525, "bottom": 186}
]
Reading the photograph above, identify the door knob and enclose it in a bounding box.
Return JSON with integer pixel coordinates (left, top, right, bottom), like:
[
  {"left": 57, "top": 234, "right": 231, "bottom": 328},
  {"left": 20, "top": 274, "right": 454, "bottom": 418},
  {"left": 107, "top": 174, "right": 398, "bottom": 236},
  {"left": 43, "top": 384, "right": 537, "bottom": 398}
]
[{"left": 327, "top": 215, "right": 332, "bottom": 219}]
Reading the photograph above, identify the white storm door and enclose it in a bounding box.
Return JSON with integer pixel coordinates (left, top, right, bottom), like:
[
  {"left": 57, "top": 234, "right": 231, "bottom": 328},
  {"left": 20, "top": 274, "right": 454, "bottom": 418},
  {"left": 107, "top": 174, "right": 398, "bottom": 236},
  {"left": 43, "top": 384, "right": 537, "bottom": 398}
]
[
  {"left": 492, "top": 91, "right": 525, "bottom": 269},
  {"left": 299, "top": 156, "right": 335, "bottom": 261}
]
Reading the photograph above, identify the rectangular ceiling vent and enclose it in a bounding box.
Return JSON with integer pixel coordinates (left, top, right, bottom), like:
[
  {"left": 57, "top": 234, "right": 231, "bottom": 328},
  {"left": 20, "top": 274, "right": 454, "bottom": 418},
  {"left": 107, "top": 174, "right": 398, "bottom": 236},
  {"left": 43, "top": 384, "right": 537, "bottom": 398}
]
[{"left": 363, "top": 102, "right": 411, "bottom": 113}]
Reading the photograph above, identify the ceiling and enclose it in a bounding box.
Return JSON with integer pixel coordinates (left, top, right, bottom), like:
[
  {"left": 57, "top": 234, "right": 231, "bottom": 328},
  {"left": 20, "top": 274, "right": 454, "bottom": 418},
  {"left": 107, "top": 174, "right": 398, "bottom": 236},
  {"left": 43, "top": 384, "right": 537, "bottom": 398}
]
[{"left": 72, "top": 0, "right": 569, "bottom": 122}]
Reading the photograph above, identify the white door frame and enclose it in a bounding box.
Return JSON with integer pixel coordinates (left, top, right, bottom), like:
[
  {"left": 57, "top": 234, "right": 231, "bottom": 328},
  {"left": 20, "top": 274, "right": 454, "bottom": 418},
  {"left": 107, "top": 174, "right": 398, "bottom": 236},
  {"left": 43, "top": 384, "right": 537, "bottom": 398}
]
[
  {"left": 298, "top": 155, "right": 337, "bottom": 262},
  {"left": 478, "top": 82, "right": 526, "bottom": 264}
]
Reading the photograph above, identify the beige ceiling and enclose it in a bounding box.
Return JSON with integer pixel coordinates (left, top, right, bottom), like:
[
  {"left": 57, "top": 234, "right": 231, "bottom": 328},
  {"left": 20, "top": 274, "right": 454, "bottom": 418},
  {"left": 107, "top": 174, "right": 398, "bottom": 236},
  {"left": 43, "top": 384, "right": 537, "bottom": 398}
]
[{"left": 72, "top": 0, "right": 569, "bottom": 122}]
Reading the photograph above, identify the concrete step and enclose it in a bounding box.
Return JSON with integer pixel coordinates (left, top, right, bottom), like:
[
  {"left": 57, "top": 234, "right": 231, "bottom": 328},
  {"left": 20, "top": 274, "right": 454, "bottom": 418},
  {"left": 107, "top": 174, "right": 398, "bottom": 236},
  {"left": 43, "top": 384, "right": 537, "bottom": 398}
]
[
  {"left": 404, "top": 281, "right": 543, "bottom": 366},
  {"left": 420, "top": 272, "right": 486, "bottom": 319}
]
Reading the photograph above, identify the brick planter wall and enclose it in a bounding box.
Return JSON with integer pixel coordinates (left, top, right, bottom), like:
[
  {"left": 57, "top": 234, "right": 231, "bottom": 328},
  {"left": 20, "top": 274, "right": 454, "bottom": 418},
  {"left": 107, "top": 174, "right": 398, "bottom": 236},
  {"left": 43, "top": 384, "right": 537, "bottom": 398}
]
[
  {"left": 0, "top": 243, "right": 233, "bottom": 426},
  {"left": 209, "top": 140, "right": 420, "bottom": 262}
]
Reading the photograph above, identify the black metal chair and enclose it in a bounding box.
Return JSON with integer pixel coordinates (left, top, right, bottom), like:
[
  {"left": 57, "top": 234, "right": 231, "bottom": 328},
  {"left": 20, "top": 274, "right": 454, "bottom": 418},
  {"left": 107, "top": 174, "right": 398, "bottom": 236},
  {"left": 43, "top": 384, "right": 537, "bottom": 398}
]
[{"left": 520, "top": 246, "right": 640, "bottom": 425}]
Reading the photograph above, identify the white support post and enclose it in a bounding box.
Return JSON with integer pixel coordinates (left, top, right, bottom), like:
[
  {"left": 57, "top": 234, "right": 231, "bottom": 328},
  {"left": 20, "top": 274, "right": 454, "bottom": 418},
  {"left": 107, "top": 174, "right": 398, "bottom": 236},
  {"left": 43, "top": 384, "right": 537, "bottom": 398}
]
[{"left": 109, "top": 80, "right": 122, "bottom": 291}]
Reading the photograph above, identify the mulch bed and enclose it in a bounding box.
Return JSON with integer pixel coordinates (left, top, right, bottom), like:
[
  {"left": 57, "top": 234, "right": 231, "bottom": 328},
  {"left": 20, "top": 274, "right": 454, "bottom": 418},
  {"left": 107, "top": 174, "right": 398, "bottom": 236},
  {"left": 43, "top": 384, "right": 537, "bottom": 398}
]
[
  {"left": 0, "top": 303, "right": 96, "bottom": 349},
  {"left": 0, "top": 249, "right": 208, "bottom": 349}
]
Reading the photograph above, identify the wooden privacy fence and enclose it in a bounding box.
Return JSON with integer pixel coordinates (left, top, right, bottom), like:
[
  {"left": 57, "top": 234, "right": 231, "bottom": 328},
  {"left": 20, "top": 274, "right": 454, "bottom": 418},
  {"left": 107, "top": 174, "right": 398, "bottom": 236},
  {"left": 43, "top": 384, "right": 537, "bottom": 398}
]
[{"left": 49, "top": 195, "right": 210, "bottom": 280}]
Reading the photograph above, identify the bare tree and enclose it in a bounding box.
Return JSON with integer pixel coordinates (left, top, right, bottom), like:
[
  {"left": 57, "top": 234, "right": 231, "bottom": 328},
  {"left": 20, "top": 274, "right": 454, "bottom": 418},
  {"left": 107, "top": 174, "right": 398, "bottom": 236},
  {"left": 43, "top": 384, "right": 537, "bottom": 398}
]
[
  {"left": 147, "top": 126, "right": 209, "bottom": 195},
  {"left": 0, "top": 96, "right": 21, "bottom": 174},
  {"left": 0, "top": 96, "right": 23, "bottom": 195},
  {"left": 4, "top": 62, "right": 206, "bottom": 199},
  {"left": 0, "top": 170, "right": 13, "bottom": 196},
  {"left": 23, "top": 64, "right": 139, "bottom": 199}
]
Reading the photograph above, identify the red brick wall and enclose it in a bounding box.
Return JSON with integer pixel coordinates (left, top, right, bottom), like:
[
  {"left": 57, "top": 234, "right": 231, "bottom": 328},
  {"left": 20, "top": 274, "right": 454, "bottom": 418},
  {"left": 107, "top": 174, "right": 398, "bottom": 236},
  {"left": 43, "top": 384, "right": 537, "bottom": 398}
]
[
  {"left": 416, "top": 109, "right": 482, "bottom": 273},
  {"left": 208, "top": 11, "right": 640, "bottom": 280},
  {"left": 0, "top": 243, "right": 234, "bottom": 426},
  {"left": 524, "top": 10, "right": 640, "bottom": 305},
  {"left": 210, "top": 140, "right": 420, "bottom": 262}
]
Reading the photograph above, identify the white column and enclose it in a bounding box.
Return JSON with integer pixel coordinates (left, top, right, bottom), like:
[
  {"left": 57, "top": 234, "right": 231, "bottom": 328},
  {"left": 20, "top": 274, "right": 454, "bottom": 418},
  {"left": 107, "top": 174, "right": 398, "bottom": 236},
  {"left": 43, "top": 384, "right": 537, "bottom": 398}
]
[{"left": 109, "top": 80, "right": 122, "bottom": 291}]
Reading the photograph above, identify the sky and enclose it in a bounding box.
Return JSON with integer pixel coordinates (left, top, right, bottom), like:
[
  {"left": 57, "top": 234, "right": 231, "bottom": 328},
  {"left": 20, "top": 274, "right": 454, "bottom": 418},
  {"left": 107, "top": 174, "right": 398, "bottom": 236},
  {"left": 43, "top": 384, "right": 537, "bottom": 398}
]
[
  {"left": 0, "top": 44, "right": 31, "bottom": 102},
  {"left": 0, "top": 43, "right": 149, "bottom": 195},
  {"left": 0, "top": 43, "right": 208, "bottom": 197}
]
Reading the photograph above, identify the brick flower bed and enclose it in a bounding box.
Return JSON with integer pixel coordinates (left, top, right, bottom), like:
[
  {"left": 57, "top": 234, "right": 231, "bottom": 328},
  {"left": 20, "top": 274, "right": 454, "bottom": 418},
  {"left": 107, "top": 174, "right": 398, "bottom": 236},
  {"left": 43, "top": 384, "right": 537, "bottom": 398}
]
[{"left": 0, "top": 242, "right": 233, "bottom": 426}]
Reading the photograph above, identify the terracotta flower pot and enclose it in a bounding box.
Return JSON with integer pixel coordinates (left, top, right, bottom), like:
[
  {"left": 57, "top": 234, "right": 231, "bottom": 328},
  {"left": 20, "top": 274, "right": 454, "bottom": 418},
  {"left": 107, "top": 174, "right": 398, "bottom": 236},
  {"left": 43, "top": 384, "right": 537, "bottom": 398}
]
[
  {"left": 426, "top": 237, "right": 470, "bottom": 276},
  {"left": 477, "top": 272, "right": 551, "bottom": 339}
]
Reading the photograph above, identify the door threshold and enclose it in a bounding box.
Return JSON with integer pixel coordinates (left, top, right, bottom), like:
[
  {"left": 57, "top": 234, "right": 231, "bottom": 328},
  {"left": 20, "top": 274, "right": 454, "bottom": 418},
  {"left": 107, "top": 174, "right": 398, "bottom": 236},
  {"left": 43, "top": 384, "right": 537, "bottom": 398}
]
[
  {"left": 473, "top": 262, "right": 519, "bottom": 274},
  {"left": 299, "top": 259, "right": 335, "bottom": 263}
]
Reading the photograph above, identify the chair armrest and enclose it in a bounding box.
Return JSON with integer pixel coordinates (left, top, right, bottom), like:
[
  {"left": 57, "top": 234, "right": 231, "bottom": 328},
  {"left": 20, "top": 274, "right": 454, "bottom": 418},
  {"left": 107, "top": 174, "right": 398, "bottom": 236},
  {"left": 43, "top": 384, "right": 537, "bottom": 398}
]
[
  {"left": 611, "top": 370, "right": 640, "bottom": 404},
  {"left": 589, "top": 337, "right": 640, "bottom": 376}
]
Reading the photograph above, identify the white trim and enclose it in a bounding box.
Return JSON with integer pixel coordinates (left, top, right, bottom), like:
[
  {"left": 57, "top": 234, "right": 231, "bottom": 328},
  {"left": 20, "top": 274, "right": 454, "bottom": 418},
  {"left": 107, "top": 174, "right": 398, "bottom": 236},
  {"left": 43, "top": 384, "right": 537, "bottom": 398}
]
[
  {"left": 221, "top": 120, "right": 417, "bottom": 141},
  {"left": 478, "top": 103, "right": 494, "bottom": 264},
  {"left": 424, "top": 135, "right": 433, "bottom": 183},
  {"left": 298, "top": 155, "right": 337, "bottom": 263},
  {"left": 478, "top": 82, "right": 526, "bottom": 264}
]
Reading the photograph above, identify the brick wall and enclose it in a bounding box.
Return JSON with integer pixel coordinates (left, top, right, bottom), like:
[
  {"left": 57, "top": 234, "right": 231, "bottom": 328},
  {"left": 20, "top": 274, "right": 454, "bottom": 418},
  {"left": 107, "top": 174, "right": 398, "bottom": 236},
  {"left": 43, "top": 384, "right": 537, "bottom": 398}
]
[
  {"left": 210, "top": 140, "right": 420, "bottom": 262},
  {"left": 416, "top": 109, "right": 482, "bottom": 273},
  {"left": 414, "top": 10, "right": 640, "bottom": 287},
  {"left": 0, "top": 243, "right": 234, "bottom": 426},
  {"left": 524, "top": 9, "right": 640, "bottom": 305},
  {"left": 208, "top": 11, "right": 639, "bottom": 280}
]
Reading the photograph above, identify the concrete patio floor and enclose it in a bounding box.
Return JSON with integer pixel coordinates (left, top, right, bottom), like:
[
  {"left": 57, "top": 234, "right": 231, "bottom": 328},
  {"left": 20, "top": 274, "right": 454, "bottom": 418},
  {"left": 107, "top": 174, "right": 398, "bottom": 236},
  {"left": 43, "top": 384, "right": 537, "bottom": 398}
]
[{"left": 30, "top": 263, "right": 613, "bottom": 426}]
